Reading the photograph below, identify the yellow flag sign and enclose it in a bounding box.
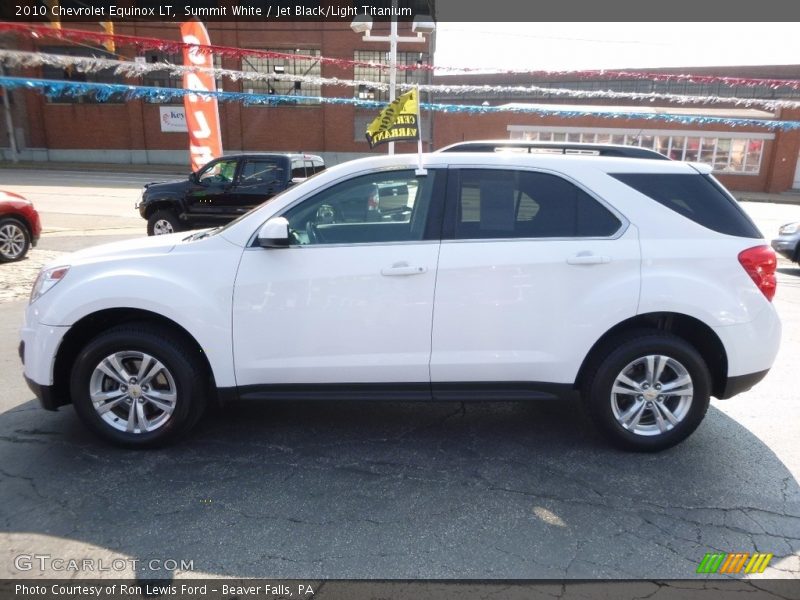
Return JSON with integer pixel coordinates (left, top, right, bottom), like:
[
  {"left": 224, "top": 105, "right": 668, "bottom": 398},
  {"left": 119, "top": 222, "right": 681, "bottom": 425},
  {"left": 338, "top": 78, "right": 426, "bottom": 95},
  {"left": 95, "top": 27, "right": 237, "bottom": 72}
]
[{"left": 365, "top": 89, "right": 419, "bottom": 149}]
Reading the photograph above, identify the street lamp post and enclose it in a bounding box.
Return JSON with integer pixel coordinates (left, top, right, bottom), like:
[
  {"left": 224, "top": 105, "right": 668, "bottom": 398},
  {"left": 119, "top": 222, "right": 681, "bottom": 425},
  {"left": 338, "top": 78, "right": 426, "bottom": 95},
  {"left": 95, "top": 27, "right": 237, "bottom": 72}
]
[{"left": 351, "top": 1, "right": 435, "bottom": 154}]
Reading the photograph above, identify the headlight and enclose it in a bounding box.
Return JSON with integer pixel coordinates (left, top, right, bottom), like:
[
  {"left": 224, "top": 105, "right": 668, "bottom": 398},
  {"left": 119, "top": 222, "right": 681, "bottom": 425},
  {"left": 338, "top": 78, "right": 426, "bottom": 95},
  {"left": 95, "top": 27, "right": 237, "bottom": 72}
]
[
  {"left": 30, "top": 265, "right": 70, "bottom": 304},
  {"left": 779, "top": 222, "right": 800, "bottom": 235}
]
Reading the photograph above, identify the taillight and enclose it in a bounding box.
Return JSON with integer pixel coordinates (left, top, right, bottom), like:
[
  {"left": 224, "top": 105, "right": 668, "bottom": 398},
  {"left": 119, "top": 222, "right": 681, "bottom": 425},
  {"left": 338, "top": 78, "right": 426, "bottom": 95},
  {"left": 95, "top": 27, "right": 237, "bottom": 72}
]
[{"left": 738, "top": 245, "right": 777, "bottom": 301}]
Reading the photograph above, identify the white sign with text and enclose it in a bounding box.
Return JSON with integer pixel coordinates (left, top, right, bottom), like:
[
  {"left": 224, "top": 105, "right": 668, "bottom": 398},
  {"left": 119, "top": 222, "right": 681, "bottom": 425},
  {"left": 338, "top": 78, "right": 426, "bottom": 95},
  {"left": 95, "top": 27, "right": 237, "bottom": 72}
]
[{"left": 159, "top": 107, "right": 188, "bottom": 133}]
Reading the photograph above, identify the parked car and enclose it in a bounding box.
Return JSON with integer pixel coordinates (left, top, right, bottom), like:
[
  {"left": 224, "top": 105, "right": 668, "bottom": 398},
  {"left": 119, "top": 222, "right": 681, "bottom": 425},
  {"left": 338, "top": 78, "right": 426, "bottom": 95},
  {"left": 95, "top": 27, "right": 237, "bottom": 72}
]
[
  {"left": 137, "top": 153, "right": 325, "bottom": 235},
  {"left": 771, "top": 221, "right": 800, "bottom": 264},
  {"left": 21, "top": 150, "right": 780, "bottom": 451},
  {"left": 0, "top": 190, "right": 41, "bottom": 262}
]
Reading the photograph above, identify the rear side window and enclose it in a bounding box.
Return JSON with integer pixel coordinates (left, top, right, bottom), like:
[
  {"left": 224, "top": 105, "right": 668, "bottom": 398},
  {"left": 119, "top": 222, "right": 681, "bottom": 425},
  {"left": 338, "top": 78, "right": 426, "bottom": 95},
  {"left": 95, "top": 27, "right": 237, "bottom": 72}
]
[
  {"left": 450, "top": 169, "right": 622, "bottom": 240},
  {"left": 611, "top": 173, "right": 761, "bottom": 238},
  {"left": 291, "top": 160, "right": 306, "bottom": 179}
]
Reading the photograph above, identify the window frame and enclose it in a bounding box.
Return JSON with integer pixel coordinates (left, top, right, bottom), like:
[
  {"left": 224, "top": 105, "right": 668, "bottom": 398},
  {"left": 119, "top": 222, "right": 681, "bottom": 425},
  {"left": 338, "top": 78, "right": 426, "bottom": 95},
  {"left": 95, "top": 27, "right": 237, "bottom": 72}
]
[
  {"left": 353, "top": 50, "right": 430, "bottom": 103},
  {"left": 39, "top": 45, "right": 126, "bottom": 104},
  {"left": 240, "top": 49, "right": 322, "bottom": 103},
  {"left": 441, "top": 167, "right": 628, "bottom": 242},
  {"left": 508, "top": 126, "right": 769, "bottom": 176}
]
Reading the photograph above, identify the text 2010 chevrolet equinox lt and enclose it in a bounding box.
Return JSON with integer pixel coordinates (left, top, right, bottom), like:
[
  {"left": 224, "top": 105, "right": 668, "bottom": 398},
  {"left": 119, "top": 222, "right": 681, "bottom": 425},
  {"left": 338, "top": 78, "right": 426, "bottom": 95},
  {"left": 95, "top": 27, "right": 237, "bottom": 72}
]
[{"left": 20, "top": 152, "right": 781, "bottom": 451}]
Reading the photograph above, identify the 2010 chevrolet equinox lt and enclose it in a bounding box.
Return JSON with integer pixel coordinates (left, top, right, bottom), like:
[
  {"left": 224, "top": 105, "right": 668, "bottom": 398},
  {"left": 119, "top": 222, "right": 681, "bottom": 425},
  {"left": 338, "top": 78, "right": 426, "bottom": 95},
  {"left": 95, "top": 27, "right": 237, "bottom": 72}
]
[{"left": 20, "top": 151, "right": 781, "bottom": 451}]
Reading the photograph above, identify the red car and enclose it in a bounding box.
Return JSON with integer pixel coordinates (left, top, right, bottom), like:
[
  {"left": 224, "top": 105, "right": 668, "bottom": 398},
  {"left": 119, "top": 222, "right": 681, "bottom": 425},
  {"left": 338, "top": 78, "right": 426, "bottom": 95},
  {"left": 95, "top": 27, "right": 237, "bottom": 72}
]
[{"left": 0, "top": 190, "right": 41, "bottom": 262}]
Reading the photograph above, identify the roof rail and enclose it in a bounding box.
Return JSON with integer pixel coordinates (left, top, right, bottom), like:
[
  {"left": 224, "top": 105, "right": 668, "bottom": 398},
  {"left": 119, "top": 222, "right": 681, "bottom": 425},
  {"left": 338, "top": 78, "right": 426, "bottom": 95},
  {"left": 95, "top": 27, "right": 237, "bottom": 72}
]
[{"left": 437, "top": 140, "right": 670, "bottom": 160}]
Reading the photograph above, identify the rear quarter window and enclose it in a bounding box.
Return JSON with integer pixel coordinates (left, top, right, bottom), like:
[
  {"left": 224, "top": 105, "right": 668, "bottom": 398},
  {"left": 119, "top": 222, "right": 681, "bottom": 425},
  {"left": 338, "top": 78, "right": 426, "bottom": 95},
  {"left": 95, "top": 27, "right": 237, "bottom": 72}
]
[{"left": 611, "top": 173, "right": 761, "bottom": 239}]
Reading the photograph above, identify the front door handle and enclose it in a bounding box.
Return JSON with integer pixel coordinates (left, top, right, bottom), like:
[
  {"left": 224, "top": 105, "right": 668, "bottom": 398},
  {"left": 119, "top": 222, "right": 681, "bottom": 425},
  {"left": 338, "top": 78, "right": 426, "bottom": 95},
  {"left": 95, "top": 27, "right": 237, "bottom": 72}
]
[
  {"left": 567, "top": 253, "right": 611, "bottom": 265},
  {"left": 381, "top": 262, "right": 427, "bottom": 276}
]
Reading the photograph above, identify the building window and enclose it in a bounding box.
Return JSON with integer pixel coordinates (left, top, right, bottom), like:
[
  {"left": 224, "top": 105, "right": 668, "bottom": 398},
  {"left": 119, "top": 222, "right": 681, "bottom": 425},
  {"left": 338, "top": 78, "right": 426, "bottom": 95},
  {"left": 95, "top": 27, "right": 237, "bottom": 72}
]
[
  {"left": 510, "top": 128, "right": 765, "bottom": 174},
  {"left": 141, "top": 51, "right": 183, "bottom": 89},
  {"left": 240, "top": 49, "right": 321, "bottom": 103},
  {"left": 353, "top": 50, "right": 430, "bottom": 102},
  {"left": 141, "top": 52, "right": 223, "bottom": 103},
  {"left": 40, "top": 46, "right": 125, "bottom": 103}
]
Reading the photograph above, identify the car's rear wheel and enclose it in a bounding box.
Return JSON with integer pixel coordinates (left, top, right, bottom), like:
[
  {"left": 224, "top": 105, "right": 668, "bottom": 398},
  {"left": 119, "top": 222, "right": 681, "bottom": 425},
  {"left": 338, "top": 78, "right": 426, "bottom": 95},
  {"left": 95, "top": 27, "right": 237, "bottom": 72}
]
[
  {"left": 0, "top": 218, "right": 30, "bottom": 262},
  {"left": 583, "top": 331, "right": 711, "bottom": 452},
  {"left": 147, "top": 209, "right": 182, "bottom": 236},
  {"left": 70, "top": 324, "right": 208, "bottom": 447}
]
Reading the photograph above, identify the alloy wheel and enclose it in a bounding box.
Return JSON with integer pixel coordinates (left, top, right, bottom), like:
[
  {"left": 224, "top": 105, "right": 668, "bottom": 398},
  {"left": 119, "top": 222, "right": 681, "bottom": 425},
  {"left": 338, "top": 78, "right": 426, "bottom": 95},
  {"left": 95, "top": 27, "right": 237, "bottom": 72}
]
[
  {"left": 610, "top": 354, "right": 694, "bottom": 436},
  {"left": 152, "top": 219, "right": 174, "bottom": 235},
  {"left": 0, "top": 222, "right": 26, "bottom": 259},
  {"left": 89, "top": 351, "right": 178, "bottom": 434}
]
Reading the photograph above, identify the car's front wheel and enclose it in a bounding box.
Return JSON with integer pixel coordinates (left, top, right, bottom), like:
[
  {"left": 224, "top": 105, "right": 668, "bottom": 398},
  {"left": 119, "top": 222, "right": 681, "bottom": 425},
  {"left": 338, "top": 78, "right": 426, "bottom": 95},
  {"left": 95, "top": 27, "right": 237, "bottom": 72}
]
[
  {"left": 147, "top": 209, "right": 182, "bottom": 236},
  {"left": 70, "top": 324, "right": 208, "bottom": 447},
  {"left": 0, "top": 218, "right": 30, "bottom": 262},
  {"left": 583, "top": 331, "right": 711, "bottom": 452}
]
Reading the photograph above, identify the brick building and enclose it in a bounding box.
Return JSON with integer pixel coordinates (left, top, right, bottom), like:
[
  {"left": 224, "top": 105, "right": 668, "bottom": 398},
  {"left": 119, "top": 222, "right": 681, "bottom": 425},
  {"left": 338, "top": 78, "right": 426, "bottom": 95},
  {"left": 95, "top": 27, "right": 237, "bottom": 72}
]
[
  {"left": 2, "top": 21, "right": 800, "bottom": 193},
  {"left": 432, "top": 66, "right": 800, "bottom": 193},
  {"left": 0, "top": 19, "right": 434, "bottom": 166}
]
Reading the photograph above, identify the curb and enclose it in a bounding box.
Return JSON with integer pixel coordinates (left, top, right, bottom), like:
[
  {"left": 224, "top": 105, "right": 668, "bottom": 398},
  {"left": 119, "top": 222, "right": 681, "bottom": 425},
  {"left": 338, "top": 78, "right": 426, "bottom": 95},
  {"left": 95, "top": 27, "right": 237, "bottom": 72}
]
[
  {"left": 733, "top": 194, "right": 800, "bottom": 207},
  {"left": 0, "top": 161, "right": 185, "bottom": 175}
]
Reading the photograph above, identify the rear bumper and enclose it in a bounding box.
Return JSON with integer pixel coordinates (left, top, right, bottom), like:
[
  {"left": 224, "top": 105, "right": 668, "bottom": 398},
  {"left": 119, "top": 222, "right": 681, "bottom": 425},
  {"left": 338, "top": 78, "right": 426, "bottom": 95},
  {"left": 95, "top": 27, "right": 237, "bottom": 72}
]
[
  {"left": 718, "top": 369, "right": 770, "bottom": 400},
  {"left": 712, "top": 304, "right": 781, "bottom": 383}
]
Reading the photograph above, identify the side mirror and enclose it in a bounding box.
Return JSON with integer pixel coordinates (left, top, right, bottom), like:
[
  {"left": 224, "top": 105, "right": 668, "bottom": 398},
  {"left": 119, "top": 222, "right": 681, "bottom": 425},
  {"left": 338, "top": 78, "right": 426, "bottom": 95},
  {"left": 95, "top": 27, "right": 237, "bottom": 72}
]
[
  {"left": 290, "top": 177, "right": 305, "bottom": 185},
  {"left": 189, "top": 172, "right": 198, "bottom": 183},
  {"left": 257, "top": 217, "right": 291, "bottom": 248}
]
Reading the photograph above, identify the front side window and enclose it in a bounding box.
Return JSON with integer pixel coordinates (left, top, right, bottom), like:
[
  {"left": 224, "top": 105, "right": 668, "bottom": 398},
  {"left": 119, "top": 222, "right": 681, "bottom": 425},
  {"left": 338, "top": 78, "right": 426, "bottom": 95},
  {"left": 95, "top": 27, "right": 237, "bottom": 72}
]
[
  {"left": 198, "top": 159, "right": 238, "bottom": 185},
  {"left": 283, "top": 170, "right": 439, "bottom": 245},
  {"left": 450, "top": 170, "right": 621, "bottom": 240}
]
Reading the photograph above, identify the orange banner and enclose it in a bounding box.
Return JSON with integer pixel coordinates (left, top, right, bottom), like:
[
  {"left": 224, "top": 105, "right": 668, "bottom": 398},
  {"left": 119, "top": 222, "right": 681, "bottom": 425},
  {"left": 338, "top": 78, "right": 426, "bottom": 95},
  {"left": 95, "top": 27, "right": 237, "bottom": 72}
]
[{"left": 180, "top": 20, "right": 223, "bottom": 172}]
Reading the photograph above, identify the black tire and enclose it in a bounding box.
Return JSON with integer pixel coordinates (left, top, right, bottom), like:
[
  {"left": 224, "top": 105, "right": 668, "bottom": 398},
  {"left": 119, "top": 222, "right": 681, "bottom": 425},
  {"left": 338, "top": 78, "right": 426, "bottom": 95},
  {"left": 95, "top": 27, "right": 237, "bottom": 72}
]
[
  {"left": 147, "top": 209, "right": 183, "bottom": 236},
  {"left": 70, "top": 323, "right": 208, "bottom": 448},
  {"left": 0, "top": 217, "right": 31, "bottom": 262},
  {"left": 582, "top": 331, "right": 711, "bottom": 452}
]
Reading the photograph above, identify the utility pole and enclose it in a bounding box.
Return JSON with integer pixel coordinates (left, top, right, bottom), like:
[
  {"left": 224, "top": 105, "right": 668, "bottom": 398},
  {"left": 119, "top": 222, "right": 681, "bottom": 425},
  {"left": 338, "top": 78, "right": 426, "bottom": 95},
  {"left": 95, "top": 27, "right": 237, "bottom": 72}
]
[{"left": 0, "top": 65, "right": 18, "bottom": 163}]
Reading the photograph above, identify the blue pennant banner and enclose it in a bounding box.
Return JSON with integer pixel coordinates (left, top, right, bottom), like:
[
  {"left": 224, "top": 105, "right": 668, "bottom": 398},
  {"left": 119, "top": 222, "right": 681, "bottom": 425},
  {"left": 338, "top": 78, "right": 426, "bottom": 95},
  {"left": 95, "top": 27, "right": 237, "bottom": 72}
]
[{"left": 1, "top": 76, "right": 798, "bottom": 130}]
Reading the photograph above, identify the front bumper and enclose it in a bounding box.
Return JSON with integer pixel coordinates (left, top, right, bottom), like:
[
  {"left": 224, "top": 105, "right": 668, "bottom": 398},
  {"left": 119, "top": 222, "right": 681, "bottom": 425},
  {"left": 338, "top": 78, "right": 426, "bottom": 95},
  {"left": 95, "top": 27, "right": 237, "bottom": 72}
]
[
  {"left": 19, "top": 340, "right": 69, "bottom": 410},
  {"left": 24, "top": 374, "right": 68, "bottom": 411},
  {"left": 771, "top": 237, "right": 798, "bottom": 261},
  {"left": 20, "top": 314, "right": 71, "bottom": 410}
]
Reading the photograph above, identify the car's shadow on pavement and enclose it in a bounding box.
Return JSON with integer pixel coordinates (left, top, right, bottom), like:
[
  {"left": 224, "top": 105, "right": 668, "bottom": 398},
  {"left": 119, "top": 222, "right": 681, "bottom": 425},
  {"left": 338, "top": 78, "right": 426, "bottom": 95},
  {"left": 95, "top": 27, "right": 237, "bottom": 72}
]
[{"left": 1, "top": 397, "right": 799, "bottom": 579}]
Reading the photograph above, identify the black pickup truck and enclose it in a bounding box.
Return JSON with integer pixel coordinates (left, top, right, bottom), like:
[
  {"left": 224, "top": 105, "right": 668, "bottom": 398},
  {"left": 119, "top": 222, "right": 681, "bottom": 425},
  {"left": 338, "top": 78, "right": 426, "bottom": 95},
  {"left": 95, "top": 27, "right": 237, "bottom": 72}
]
[{"left": 137, "top": 153, "right": 325, "bottom": 235}]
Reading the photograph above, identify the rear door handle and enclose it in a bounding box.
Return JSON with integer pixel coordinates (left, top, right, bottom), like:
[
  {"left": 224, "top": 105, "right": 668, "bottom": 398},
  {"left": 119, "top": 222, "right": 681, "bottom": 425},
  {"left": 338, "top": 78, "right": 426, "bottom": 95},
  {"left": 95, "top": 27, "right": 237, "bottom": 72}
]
[
  {"left": 567, "top": 253, "right": 611, "bottom": 265},
  {"left": 381, "top": 262, "right": 427, "bottom": 276}
]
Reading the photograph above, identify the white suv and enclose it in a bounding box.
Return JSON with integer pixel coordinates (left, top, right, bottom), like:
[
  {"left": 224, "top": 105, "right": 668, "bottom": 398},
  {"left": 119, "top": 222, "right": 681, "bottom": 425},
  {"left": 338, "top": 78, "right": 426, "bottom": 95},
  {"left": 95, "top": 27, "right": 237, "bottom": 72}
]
[{"left": 19, "top": 152, "right": 781, "bottom": 451}]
